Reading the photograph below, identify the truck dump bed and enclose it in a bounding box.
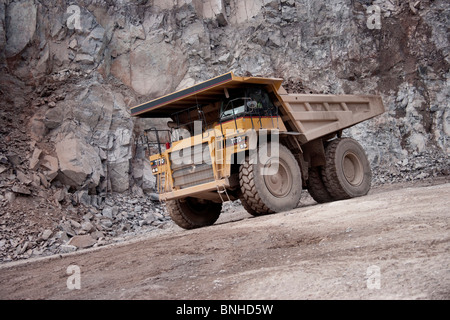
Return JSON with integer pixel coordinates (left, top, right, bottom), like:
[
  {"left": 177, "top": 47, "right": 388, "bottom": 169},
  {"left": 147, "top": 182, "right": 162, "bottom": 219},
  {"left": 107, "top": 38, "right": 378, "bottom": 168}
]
[
  {"left": 278, "top": 91, "right": 385, "bottom": 143},
  {"left": 131, "top": 72, "right": 385, "bottom": 144}
]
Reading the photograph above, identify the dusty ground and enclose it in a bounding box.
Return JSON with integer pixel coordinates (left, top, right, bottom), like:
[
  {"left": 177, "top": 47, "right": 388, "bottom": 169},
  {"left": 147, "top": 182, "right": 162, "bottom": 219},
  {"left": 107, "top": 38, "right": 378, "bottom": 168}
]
[{"left": 0, "top": 178, "right": 449, "bottom": 300}]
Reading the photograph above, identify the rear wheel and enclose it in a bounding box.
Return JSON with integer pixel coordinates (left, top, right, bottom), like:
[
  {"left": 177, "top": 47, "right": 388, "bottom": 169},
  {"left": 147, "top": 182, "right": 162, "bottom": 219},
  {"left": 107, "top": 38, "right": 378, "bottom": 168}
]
[
  {"left": 322, "top": 138, "right": 372, "bottom": 200},
  {"left": 239, "top": 142, "right": 302, "bottom": 215},
  {"left": 166, "top": 197, "right": 222, "bottom": 229},
  {"left": 307, "top": 166, "right": 334, "bottom": 203}
]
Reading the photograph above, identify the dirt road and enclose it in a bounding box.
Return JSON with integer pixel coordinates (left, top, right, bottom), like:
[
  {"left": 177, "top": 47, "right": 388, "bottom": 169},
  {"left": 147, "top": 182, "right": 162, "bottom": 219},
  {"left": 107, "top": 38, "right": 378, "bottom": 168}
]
[{"left": 0, "top": 180, "right": 449, "bottom": 300}]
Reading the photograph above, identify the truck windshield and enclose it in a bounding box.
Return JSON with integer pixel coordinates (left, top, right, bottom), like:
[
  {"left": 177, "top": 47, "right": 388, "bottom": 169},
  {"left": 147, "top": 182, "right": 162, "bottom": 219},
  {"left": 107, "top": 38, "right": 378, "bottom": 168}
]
[
  {"left": 219, "top": 87, "right": 277, "bottom": 122},
  {"left": 220, "top": 98, "right": 250, "bottom": 120}
]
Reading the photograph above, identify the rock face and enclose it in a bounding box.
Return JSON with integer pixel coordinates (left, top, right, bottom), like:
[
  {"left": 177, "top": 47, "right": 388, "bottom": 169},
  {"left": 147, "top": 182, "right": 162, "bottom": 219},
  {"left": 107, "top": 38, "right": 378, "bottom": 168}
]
[{"left": 0, "top": 0, "right": 449, "bottom": 198}]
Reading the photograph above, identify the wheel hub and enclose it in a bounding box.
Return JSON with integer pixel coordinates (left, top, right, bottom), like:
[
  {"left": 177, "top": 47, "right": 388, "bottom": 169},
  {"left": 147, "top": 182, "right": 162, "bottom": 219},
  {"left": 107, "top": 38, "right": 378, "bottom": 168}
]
[
  {"left": 343, "top": 151, "right": 364, "bottom": 186},
  {"left": 263, "top": 159, "right": 292, "bottom": 198}
]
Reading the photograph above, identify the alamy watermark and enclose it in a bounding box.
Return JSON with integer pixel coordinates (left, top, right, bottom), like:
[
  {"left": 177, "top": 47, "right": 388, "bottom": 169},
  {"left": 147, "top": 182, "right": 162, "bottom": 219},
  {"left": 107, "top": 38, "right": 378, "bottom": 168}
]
[
  {"left": 67, "top": 264, "right": 81, "bottom": 290},
  {"left": 366, "top": 5, "right": 382, "bottom": 30},
  {"left": 366, "top": 265, "right": 381, "bottom": 290},
  {"left": 66, "top": 5, "right": 82, "bottom": 31},
  {"left": 167, "top": 121, "right": 281, "bottom": 175}
]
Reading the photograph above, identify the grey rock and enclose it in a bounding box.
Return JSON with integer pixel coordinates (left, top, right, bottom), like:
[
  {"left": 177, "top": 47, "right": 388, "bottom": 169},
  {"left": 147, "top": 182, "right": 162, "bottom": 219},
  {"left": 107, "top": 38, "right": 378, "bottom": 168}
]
[
  {"left": 75, "top": 53, "right": 95, "bottom": 64},
  {"left": 4, "top": 0, "right": 37, "bottom": 57},
  {"left": 55, "top": 137, "right": 103, "bottom": 188},
  {"left": 83, "top": 212, "right": 94, "bottom": 221},
  {"left": 102, "top": 207, "right": 114, "bottom": 219},
  {"left": 153, "top": 211, "right": 164, "bottom": 221},
  {"left": 69, "top": 219, "right": 81, "bottom": 229},
  {"left": 5, "top": 191, "right": 16, "bottom": 203},
  {"left": 128, "top": 34, "right": 188, "bottom": 96},
  {"left": 108, "top": 161, "right": 130, "bottom": 193},
  {"left": 81, "top": 221, "right": 95, "bottom": 232},
  {"left": 59, "top": 244, "right": 77, "bottom": 253},
  {"left": 54, "top": 188, "right": 67, "bottom": 203},
  {"left": 41, "top": 229, "right": 53, "bottom": 241},
  {"left": 12, "top": 185, "right": 31, "bottom": 195},
  {"left": 74, "top": 190, "right": 91, "bottom": 207},
  {"left": 100, "top": 219, "right": 113, "bottom": 228},
  {"left": 43, "top": 106, "right": 63, "bottom": 129},
  {"left": 16, "top": 171, "right": 32, "bottom": 185},
  {"left": 149, "top": 193, "right": 160, "bottom": 201},
  {"left": 67, "top": 234, "right": 96, "bottom": 249},
  {"left": 6, "top": 153, "right": 21, "bottom": 166},
  {"left": 55, "top": 231, "right": 70, "bottom": 243}
]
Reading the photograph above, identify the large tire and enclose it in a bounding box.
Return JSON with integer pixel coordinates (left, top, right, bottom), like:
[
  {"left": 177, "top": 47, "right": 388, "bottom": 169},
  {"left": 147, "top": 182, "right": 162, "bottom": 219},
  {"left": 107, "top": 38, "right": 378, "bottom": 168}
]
[
  {"left": 238, "top": 193, "right": 259, "bottom": 216},
  {"left": 322, "top": 138, "right": 372, "bottom": 200},
  {"left": 239, "top": 142, "right": 302, "bottom": 215},
  {"left": 307, "top": 166, "right": 334, "bottom": 203},
  {"left": 166, "top": 197, "right": 222, "bottom": 229}
]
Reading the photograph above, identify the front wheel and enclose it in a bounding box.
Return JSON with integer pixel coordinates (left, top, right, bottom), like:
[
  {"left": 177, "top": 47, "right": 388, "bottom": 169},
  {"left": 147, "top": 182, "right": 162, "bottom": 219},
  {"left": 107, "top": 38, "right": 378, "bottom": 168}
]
[
  {"left": 166, "top": 197, "right": 222, "bottom": 229},
  {"left": 239, "top": 142, "right": 302, "bottom": 215}
]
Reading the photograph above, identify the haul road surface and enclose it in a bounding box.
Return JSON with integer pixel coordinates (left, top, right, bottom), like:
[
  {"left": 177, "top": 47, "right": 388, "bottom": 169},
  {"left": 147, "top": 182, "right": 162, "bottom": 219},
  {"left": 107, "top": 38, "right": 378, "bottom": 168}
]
[{"left": 0, "top": 179, "right": 449, "bottom": 300}]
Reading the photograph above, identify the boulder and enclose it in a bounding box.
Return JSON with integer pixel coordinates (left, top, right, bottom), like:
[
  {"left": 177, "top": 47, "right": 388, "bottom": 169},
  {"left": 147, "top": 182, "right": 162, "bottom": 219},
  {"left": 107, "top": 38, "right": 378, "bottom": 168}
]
[
  {"left": 67, "top": 235, "right": 96, "bottom": 249},
  {"left": 55, "top": 137, "right": 103, "bottom": 188},
  {"left": 4, "top": 0, "right": 37, "bottom": 57},
  {"left": 108, "top": 128, "right": 132, "bottom": 162},
  {"left": 37, "top": 172, "right": 49, "bottom": 188}
]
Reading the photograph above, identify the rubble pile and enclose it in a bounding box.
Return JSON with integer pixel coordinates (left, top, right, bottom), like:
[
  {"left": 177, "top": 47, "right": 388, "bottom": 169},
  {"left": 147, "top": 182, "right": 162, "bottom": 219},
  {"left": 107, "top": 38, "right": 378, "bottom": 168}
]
[
  {"left": 372, "top": 149, "right": 450, "bottom": 185},
  {"left": 0, "top": 156, "right": 172, "bottom": 262}
]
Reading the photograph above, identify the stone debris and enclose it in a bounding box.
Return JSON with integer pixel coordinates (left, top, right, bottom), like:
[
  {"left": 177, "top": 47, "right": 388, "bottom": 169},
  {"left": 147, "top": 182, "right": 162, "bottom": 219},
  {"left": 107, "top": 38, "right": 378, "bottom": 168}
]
[
  {"left": 0, "top": 178, "right": 170, "bottom": 261},
  {"left": 0, "top": 148, "right": 168, "bottom": 262}
]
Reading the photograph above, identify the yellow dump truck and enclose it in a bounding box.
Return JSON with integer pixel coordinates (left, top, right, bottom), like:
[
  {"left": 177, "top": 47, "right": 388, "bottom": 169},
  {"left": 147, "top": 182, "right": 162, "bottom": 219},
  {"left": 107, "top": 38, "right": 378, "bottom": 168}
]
[{"left": 131, "top": 72, "right": 385, "bottom": 229}]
